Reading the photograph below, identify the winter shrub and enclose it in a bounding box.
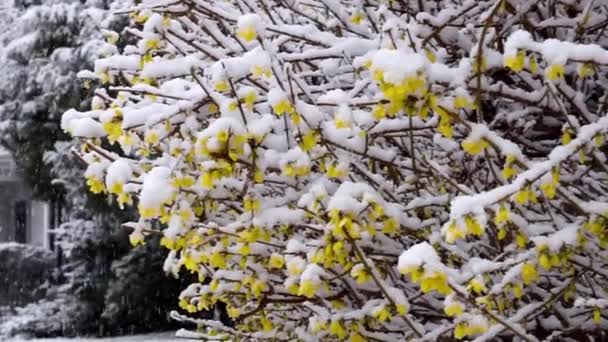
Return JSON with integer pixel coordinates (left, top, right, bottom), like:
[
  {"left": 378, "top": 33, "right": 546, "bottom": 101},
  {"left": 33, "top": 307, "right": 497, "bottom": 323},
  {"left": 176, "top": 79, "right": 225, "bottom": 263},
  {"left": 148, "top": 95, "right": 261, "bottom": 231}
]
[
  {"left": 63, "top": 0, "right": 608, "bottom": 340},
  {"left": 0, "top": 243, "right": 54, "bottom": 308},
  {"left": 100, "top": 235, "right": 186, "bottom": 336}
]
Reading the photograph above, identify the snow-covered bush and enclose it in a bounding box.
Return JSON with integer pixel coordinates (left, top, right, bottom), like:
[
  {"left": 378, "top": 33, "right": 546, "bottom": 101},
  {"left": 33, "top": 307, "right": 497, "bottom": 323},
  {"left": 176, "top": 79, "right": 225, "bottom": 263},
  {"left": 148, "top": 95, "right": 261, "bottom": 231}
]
[
  {"left": 63, "top": 0, "right": 608, "bottom": 340},
  {"left": 0, "top": 243, "right": 54, "bottom": 308},
  {"left": 100, "top": 236, "right": 186, "bottom": 336}
]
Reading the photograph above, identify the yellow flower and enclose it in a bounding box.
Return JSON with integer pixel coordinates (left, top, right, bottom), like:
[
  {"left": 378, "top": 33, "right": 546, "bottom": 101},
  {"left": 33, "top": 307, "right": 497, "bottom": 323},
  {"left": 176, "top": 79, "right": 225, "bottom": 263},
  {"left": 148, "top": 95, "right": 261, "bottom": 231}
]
[
  {"left": 420, "top": 271, "right": 451, "bottom": 295},
  {"left": 521, "top": 262, "right": 538, "bottom": 285},
  {"left": 106, "top": 31, "right": 119, "bottom": 45},
  {"left": 237, "top": 243, "right": 251, "bottom": 256},
  {"left": 283, "top": 164, "right": 296, "bottom": 177},
  {"left": 372, "top": 69, "right": 384, "bottom": 82},
  {"left": 561, "top": 128, "right": 573, "bottom": 145},
  {"left": 595, "top": 133, "right": 604, "bottom": 147},
  {"left": 425, "top": 48, "right": 437, "bottom": 63},
  {"left": 516, "top": 231, "right": 528, "bottom": 248},
  {"left": 160, "top": 236, "right": 176, "bottom": 250},
  {"left": 98, "top": 71, "right": 110, "bottom": 84},
  {"left": 467, "top": 321, "right": 488, "bottom": 337},
  {"left": 210, "top": 278, "right": 220, "bottom": 291},
  {"left": 512, "top": 282, "right": 523, "bottom": 298},
  {"left": 372, "top": 105, "right": 386, "bottom": 120},
  {"left": 226, "top": 306, "right": 241, "bottom": 318},
  {"left": 350, "top": 13, "right": 364, "bottom": 24},
  {"left": 118, "top": 133, "right": 135, "bottom": 151},
  {"left": 462, "top": 138, "right": 489, "bottom": 155},
  {"left": 217, "top": 129, "right": 229, "bottom": 143},
  {"left": 183, "top": 254, "right": 198, "bottom": 272},
  {"left": 214, "top": 80, "right": 229, "bottom": 92},
  {"left": 287, "top": 260, "right": 303, "bottom": 276},
  {"left": 467, "top": 277, "right": 487, "bottom": 294},
  {"left": 260, "top": 316, "right": 273, "bottom": 332},
  {"left": 514, "top": 186, "right": 532, "bottom": 205},
  {"left": 251, "top": 279, "right": 267, "bottom": 297},
  {"left": 351, "top": 266, "right": 372, "bottom": 284},
  {"left": 244, "top": 196, "right": 261, "bottom": 213},
  {"left": 329, "top": 320, "right": 347, "bottom": 339},
  {"left": 502, "top": 164, "right": 517, "bottom": 180},
  {"left": 594, "top": 307, "right": 602, "bottom": 324},
  {"left": 227, "top": 101, "right": 239, "bottom": 112},
  {"left": 268, "top": 253, "right": 285, "bottom": 269},
  {"left": 454, "top": 320, "right": 488, "bottom": 339},
  {"left": 540, "top": 182, "right": 556, "bottom": 199},
  {"left": 117, "top": 192, "right": 131, "bottom": 207},
  {"left": 334, "top": 117, "right": 351, "bottom": 129},
  {"left": 382, "top": 217, "right": 399, "bottom": 235},
  {"left": 139, "top": 53, "right": 153, "bottom": 69},
  {"left": 129, "top": 231, "right": 144, "bottom": 247},
  {"left": 445, "top": 221, "right": 465, "bottom": 243},
  {"left": 454, "top": 322, "right": 467, "bottom": 340},
  {"left": 464, "top": 216, "right": 484, "bottom": 236},
  {"left": 254, "top": 169, "right": 264, "bottom": 183},
  {"left": 133, "top": 11, "right": 149, "bottom": 23},
  {"left": 171, "top": 176, "right": 195, "bottom": 189},
  {"left": 238, "top": 25, "right": 257, "bottom": 42},
  {"left": 273, "top": 99, "right": 294, "bottom": 115},
  {"left": 438, "top": 119, "right": 454, "bottom": 138},
  {"left": 311, "top": 319, "right": 327, "bottom": 333},
  {"left": 327, "top": 163, "right": 347, "bottom": 178},
  {"left": 86, "top": 176, "right": 105, "bottom": 194},
  {"left": 238, "top": 227, "right": 260, "bottom": 243},
  {"left": 287, "top": 283, "right": 299, "bottom": 295},
  {"left": 579, "top": 63, "right": 594, "bottom": 78},
  {"left": 529, "top": 55, "right": 538, "bottom": 73},
  {"left": 373, "top": 306, "right": 392, "bottom": 322},
  {"left": 251, "top": 65, "right": 272, "bottom": 78},
  {"left": 349, "top": 331, "right": 366, "bottom": 342},
  {"left": 546, "top": 64, "right": 565, "bottom": 81},
  {"left": 200, "top": 171, "right": 216, "bottom": 189},
  {"left": 243, "top": 91, "right": 256, "bottom": 110},
  {"left": 400, "top": 265, "right": 424, "bottom": 282},
  {"left": 300, "top": 131, "right": 318, "bottom": 152},
  {"left": 494, "top": 206, "right": 510, "bottom": 225},
  {"left": 498, "top": 227, "right": 508, "bottom": 240},
  {"left": 538, "top": 252, "right": 552, "bottom": 270},
  {"left": 145, "top": 130, "right": 159, "bottom": 145},
  {"left": 139, "top": 204, "right": 159, "bottom": 219},
  {"left": 505, "top": 50, "right": 525, "bottom": 72},
  {"left": 209, "top": 251, "right": 227, "bottom": 268},
  {"left": 453, "top": 96, "right": 471, "bottom": 110},
  {"left": 102, "top": 121, "right": 123, "bottom": 144},
  {"left": 444, "top": 302, "right": 463, "bottom": 317},
  {"left": 145, "top": 38, "right": 160, "bottom": 51}
]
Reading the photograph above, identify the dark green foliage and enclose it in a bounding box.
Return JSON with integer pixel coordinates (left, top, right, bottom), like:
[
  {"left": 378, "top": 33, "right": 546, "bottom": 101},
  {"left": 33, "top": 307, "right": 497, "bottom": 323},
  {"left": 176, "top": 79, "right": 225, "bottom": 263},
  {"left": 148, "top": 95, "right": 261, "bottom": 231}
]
[
  {"left": 0, "top": 243, "right": 54, "bottom": 308},
  {"left": 101, "top": 236, "right": 184, "bottom": 336},
  {"left": 0, "top": 1, "right": 182, "bottom": 337}
]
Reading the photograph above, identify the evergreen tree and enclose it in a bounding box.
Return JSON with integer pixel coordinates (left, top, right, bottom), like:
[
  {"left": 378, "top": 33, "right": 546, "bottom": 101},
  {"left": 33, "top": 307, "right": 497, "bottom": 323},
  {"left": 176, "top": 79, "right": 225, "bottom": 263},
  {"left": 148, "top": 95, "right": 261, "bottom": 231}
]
[{"left": 0, "top": 0, "right": 183, "bottom": 337}]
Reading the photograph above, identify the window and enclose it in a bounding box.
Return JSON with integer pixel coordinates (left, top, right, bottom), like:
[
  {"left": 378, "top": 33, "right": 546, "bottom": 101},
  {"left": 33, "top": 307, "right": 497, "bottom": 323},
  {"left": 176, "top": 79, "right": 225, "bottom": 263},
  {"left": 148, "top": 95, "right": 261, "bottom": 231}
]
[{"left": 14, "top": 200, "right": 27, "bottom": 243}]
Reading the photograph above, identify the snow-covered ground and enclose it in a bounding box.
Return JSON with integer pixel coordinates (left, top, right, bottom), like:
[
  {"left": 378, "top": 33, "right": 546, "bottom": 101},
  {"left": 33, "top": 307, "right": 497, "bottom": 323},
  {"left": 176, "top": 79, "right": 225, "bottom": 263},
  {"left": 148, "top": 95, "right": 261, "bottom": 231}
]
[{"left": 6, "top": 332, "right": 197, "bottom": 341}]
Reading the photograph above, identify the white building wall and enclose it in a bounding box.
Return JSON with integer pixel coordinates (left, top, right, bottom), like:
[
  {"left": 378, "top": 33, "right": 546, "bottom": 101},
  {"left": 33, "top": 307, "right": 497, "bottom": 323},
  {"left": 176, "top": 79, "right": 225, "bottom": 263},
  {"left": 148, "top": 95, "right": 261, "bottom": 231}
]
[
  {"left": 0, "top": 148, "right": 52, "bottom": 249},
  {"left": 28, "top": 201, "right": 50, "bottom": 248}
]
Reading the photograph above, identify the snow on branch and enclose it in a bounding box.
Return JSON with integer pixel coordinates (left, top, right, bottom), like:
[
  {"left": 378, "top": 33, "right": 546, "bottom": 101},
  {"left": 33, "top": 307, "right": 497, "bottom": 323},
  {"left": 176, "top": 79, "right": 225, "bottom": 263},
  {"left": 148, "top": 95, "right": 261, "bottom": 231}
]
[{"left": 63, "top": 0, "right": 608, "bottom": 340}]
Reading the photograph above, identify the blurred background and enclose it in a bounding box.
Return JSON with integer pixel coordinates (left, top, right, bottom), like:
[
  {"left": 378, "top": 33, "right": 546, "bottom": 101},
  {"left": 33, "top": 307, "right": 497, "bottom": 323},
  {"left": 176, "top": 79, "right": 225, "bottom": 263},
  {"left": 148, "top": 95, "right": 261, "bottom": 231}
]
[{"left": 0, "top": 1, "right": 188, "bottom": 339}]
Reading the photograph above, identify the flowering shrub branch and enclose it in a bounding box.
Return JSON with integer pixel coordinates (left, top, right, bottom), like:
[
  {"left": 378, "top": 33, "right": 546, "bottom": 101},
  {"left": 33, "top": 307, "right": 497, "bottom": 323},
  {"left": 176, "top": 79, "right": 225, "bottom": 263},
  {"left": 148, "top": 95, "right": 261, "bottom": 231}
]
[{"left": 63, "top": 0, "right": 608, "bottom": 340}]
